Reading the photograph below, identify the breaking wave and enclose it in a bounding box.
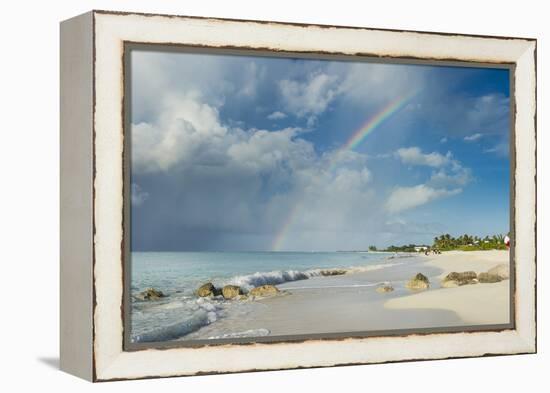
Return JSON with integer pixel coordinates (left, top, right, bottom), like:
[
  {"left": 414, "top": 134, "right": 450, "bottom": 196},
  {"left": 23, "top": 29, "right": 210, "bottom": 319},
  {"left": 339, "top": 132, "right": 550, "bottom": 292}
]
[{"left": 226, "top": 262, "right": 404, "bottom": 290}]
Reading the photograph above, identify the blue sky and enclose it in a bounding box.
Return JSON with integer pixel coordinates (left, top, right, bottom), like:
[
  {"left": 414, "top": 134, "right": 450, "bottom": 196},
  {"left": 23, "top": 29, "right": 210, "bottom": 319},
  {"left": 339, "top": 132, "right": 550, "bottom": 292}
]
[{"left": 130, "top": 49, "right": 510, "bottom": 251}]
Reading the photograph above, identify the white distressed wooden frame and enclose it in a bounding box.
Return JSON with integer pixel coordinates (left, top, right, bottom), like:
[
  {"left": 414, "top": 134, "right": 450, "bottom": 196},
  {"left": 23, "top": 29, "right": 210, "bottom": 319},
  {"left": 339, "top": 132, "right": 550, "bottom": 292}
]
[{"left": 60, "top": 10, "right": 536, "bottom": 382}]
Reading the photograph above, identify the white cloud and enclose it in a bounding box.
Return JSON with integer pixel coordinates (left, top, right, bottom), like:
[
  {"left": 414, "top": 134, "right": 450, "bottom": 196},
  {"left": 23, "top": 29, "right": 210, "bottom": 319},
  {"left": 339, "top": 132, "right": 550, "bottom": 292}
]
[
  {"left": 131, "top": 87, "right": 475, "bottom": 247},
  {"left": 131, "top": 183, "right": 149, "bottom": 206},
  {"left": 267, "top": 111, "right": 287, "bottom": 120},
  {"left": 130, "top": 50, "right": 237, "bottom": 122},
  {"left": 386, "top": 185, "right": 461, "bottom": 213},
  {"left": 464, "top": 133, "right": 483, "bottom": 142},
  {"left": 440, "top": 137, "right": 448, "bottom": 143},
  {"left": 132, "top": 93, "right": 229, "bottom": 173},
  {"left": 429, "top": 168, "right": 472, "bottom": 188},
  {"left": 227, "top": 127, "right": 314, "bottom": 174},
  {"left": 132, "top": 92, "right": 321, "bottom": 179},
  {"left": 130, "top": 91, "right": 385, "bottom": 250},
  {"left": 466, "top": 95, "right": 509, "bottom": 134},
  {"left": 305, "top": 116, "right": 317, "bottom": 128},
  {"left": 334, "top": 62, "right": 426, "bottom": 106},
  {"left": 324, "top": 149, "right": 369, "bottom": 168},
  {"left": 395, "top": 147, "right": 472, "bottom": 187},
  {"left": 484, "top": 142, "right": 509, "bottom": 156},
  {"left": 279, "top": 71, "right": 340, "bottom": 118},
  {"left": 238, "top": 62, "right": 265, "bottom": 97},
  {"left": 390, "top": 146, "right": 472, "bottom": 212},
  {"left": 396, "top": 147, "right": 451, "bottom": 167}
]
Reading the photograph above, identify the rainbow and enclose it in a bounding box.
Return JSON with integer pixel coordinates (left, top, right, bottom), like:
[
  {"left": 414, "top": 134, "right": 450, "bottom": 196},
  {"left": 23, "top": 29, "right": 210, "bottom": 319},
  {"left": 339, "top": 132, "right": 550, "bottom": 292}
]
[
  {"left": 340, "top": 90, "right": 420, "bottom": 152},
  {"left": 271, "top": 202, "right": 302, "bottom": 252},
  {"left": 271, "top": 91, "right": 420, "bottom": 252}
]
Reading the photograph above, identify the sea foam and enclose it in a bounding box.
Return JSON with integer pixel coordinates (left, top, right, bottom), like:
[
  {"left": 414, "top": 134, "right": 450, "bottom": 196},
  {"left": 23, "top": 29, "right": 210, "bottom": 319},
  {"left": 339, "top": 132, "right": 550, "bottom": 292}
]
[
  {"left": 226, "top": 262, "right": 404, "bottom": 290},
  {"left": 132, "top": 310, "right": 211, "bottom": 343},
  {"left": 131, "top": 297, "right": 225, "bottom": 343}
]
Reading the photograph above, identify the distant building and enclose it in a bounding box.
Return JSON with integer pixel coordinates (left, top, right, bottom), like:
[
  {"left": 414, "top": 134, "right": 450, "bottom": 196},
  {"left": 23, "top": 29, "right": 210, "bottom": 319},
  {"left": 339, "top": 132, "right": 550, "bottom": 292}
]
[{"left": 414, "top": 246, "right": 428, "bottom": 252}]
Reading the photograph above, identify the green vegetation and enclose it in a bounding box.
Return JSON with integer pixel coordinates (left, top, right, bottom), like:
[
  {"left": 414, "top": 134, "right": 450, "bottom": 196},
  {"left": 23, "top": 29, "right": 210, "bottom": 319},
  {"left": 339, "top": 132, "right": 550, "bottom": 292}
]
[
  {"left": 368, "top": 245, "right": 377, "bottom": 251},
  {"left": 378, "top": 233, "right": 509, "bottom": 253},
  {"left": 433, "top": 233, "right": 508, "bottom": 251},
  {"left": 384, "top": 244, "right": 428, "bottom": 253}
]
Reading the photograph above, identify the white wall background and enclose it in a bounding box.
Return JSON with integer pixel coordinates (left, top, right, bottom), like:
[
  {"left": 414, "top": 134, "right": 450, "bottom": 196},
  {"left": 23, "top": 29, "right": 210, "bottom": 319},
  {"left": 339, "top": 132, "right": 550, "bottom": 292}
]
[{"left": 0, "top": 0, "right": 545, "bottom": 391}]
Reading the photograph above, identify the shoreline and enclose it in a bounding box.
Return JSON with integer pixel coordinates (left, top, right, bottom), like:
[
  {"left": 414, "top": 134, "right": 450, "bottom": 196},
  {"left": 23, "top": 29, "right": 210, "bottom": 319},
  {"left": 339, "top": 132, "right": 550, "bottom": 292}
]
[{"left": 178, "top": 250, "right": 510, "bottom": 341}]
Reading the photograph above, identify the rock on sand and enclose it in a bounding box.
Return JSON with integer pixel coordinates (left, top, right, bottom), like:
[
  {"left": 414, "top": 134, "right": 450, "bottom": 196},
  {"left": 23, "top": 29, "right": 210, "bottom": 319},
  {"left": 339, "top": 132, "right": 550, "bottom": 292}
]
[
  {"left": 478, "top": 272, "right": 502, "bottom": 283},
  {"left": 441, "top": 271, "right": 478, "bottom": 287},
  {"left": 488, "top": 264, "right": 510, "bottom": 280},
  {"left": 249, "top": 285, "right": 280, "bottom": 297},
  {"left": 406, "top": 273, "right": 430, "bottom": 290}
]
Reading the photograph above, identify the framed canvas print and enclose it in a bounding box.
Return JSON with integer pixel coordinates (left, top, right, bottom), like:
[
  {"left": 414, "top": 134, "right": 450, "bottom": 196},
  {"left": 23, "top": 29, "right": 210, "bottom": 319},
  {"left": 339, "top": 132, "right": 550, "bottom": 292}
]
[{"left": 60, "top": 10, "right": 537, "bottom": 382}]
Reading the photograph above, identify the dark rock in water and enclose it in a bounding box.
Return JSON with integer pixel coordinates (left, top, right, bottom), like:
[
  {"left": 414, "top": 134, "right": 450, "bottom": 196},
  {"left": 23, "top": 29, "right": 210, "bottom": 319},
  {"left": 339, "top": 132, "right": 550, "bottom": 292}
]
[
  {"left": 197, "top": 282, "right": 220, "bottom": 297},
  {"left": 249, "top": 284, "right": 280, "bottom": 297},
  {"left": 406, "top": 273, "right": 430, "bottom": 290},
  {"left": 442, "top": 271, "right": 478, "bottom": 286},
  {"left": 320, "top": 269, "right": 347, "bottom": 276},
  {"left": 376, "top": 285, "right": 394, "bottom": 293},
  {"left": 137, "top": 287, "right": 165, "bottom": 301},
  {"left": 487, "top": 264, "right": 510, "bottom": 280},
  {"left": 222, "top": 285, "right": 243, "bottom": 299},
  {"left": 478, "top": 272, "right": 502, "bottom": 283}
]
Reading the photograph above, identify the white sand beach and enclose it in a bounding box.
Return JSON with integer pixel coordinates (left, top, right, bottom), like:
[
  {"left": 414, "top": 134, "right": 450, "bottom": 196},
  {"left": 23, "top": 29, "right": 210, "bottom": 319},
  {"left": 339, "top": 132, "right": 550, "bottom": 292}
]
[
  {"left": 182, "top": 250, "right": 510, "bottom": 340},
  {"left": 385, "top": 250, "right": 510, "bottom": 326}
]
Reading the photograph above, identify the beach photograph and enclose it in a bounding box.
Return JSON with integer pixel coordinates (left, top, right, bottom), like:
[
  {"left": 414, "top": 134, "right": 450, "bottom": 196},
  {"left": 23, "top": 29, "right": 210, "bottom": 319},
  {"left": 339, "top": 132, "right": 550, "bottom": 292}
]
[{"left": 128, "top": 48, "right": 512, "bottom": 344}]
